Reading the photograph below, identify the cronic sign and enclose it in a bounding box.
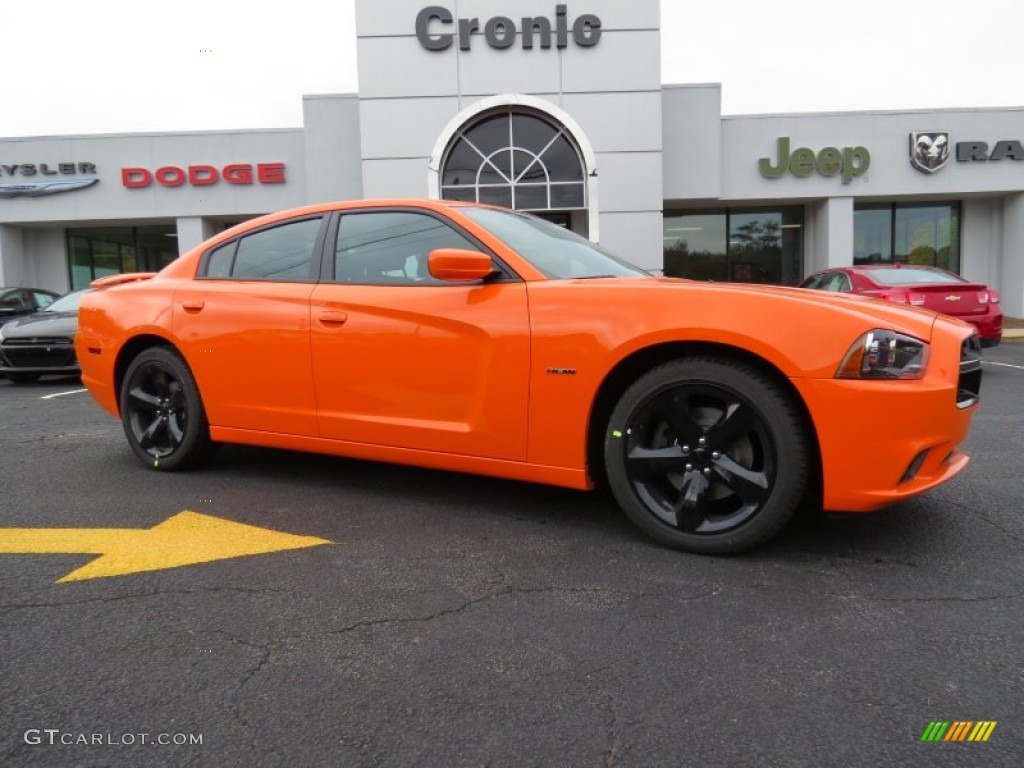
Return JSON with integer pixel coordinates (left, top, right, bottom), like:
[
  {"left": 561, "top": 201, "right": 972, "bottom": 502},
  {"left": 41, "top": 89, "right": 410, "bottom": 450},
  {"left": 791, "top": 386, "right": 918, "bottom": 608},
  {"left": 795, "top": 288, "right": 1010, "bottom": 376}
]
[{"left": 415, "top": 4, "right": 601, "bottom": 51}]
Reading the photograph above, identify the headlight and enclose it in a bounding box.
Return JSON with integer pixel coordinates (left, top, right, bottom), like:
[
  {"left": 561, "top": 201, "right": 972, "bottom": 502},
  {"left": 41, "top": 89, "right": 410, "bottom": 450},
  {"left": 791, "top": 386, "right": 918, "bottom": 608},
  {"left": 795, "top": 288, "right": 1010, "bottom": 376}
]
[{"left": 837, "top": 330, "right": 929, "bottom": 380}]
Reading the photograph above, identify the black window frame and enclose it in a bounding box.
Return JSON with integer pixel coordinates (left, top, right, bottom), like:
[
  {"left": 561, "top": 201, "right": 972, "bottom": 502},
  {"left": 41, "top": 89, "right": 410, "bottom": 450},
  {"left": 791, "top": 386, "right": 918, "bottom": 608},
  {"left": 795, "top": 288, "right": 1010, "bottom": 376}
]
[
  {"left": 322, "top": 207, "right": 521, "bottom": 286},
  {"left": 196, "top": 215, "right": 328, "bottom": 283}
]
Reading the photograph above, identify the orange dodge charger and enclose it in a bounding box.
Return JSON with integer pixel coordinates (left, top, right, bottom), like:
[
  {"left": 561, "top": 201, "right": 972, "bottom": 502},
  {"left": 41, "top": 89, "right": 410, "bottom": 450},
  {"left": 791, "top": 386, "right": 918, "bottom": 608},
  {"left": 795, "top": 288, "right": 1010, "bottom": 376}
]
[{"left": 76, "top": 200, "right": 982, "bottom": 554}]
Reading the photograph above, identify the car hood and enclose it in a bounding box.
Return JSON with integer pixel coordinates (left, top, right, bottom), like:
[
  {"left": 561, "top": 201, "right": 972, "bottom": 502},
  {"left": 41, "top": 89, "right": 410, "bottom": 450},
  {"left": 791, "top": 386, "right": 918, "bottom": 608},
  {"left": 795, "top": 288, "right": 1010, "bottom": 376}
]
[
  {"left": 572, "top": 277, "right": 947, "bottom": 341},
  {"left": 0, "top": 311, "right": 78, "bottom": 338}
]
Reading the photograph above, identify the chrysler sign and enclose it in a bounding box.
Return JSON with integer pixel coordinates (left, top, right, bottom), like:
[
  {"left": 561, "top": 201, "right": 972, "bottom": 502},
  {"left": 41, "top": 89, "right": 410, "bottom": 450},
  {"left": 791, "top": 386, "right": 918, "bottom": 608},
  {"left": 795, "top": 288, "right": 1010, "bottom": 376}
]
[{"left": 0, "top": 161, "right": 98, "bottom": 198}]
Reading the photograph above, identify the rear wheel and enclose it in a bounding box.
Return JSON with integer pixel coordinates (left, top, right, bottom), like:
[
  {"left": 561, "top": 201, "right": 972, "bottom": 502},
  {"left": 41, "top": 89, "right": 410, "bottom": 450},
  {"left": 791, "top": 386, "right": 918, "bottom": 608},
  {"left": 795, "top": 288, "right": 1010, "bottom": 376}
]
[
  {"left": 604, "top": 357, "right": 809, "bottom": 554},
  {"left": 120, "top": 347, "right": 216, "bottom": 471}
]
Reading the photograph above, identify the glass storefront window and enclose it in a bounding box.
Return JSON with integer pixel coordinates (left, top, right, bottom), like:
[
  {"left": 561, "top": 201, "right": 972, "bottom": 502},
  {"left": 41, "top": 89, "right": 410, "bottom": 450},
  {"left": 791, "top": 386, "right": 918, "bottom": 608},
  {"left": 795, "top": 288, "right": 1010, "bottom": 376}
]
[
  {"left": 66, "top": 225, "right": 179, "bottom": 289},
  {"left": 663, "top": 212, "right": 728, "bottom": 281},
  {"left": 68, "top": 236, "right": 93, "bottom": 290},
  {"left": 853, "top": 205, "right": 892, "bottom": 265},
  {"left": 663, "top": 207, "right": 804, "bottom": 285},
  {"left": 854, "top": 202, "right": 960, "bottom": 272}
]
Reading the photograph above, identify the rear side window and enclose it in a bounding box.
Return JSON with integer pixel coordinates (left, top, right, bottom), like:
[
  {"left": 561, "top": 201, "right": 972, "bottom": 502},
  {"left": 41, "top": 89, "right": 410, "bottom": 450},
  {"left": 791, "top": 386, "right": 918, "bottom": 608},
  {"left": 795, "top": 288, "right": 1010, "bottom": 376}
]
[
  {"left": 205, "top": 243, "right": 236, "bottom": 278},
  {"left": 201, "top": 217, "right": 323, "bottom": 281}
]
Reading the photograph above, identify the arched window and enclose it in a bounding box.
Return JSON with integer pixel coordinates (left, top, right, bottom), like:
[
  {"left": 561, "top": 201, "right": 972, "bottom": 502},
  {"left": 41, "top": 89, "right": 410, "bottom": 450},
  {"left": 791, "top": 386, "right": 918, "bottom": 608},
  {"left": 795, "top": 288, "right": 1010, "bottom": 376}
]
[{"left": 440, "top": 110, "right": 586, "bottom": 212}]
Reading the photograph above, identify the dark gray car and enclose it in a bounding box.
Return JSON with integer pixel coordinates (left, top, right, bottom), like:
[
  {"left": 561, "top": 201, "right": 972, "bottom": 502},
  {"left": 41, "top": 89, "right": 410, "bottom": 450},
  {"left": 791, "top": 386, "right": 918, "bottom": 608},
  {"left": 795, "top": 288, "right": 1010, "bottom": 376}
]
[{"left": 0, "top": 288, "right": 89, "bottom": 383}]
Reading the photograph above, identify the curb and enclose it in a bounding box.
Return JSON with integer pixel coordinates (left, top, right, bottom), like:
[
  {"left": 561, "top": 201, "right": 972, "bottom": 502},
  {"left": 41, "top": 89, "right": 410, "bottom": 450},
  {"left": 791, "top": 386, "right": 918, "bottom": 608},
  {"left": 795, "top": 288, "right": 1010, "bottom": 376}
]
[{"left": 1003, "top": 328, "right": 1024, "bottom": 340}]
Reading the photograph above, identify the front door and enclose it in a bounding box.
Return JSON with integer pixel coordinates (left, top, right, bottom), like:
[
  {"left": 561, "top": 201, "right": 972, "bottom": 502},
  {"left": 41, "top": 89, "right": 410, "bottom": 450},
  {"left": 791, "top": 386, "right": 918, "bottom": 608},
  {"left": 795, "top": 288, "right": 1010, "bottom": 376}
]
[{"left": 309, "top": 209, "right": 530, "bottom": 460}]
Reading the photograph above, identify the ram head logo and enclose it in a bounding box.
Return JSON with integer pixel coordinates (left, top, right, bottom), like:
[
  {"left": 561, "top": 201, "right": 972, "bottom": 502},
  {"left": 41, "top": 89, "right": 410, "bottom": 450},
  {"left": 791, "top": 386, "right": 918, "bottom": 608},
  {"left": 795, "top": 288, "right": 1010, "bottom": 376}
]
[{"left": 910, "top": 132, "right": 951, "bottom": 174}]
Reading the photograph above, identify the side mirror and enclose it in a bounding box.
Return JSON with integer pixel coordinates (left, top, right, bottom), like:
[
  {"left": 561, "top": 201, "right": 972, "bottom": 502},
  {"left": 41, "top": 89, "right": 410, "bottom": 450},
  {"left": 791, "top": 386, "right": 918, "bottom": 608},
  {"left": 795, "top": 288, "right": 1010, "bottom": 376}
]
[{"left": 428, "top": 248, "right": 496, "bottom": 282}]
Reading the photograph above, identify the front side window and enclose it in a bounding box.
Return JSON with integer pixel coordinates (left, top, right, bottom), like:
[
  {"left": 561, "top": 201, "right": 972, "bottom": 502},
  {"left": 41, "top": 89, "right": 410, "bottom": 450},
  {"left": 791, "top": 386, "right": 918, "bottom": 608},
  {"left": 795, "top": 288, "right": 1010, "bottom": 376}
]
[
  {"left": 33, "top": 291, "right": 57, "bottom": 309},
  {"left": 333, "top": 211, "right": 482, "bottom": 285},
  {"left": 820, "top": 272, "right": 851, "bottom": 292},
  {"left": 0, "top": 289, "right": 31, "bottom": 311}
]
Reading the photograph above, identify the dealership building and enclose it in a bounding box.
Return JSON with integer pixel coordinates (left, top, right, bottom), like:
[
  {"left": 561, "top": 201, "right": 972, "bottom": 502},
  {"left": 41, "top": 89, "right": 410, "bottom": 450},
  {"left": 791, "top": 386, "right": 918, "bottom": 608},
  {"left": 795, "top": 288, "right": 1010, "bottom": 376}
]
[{"left": 1, "top": 0, "right": 1022, "bottom": 315}]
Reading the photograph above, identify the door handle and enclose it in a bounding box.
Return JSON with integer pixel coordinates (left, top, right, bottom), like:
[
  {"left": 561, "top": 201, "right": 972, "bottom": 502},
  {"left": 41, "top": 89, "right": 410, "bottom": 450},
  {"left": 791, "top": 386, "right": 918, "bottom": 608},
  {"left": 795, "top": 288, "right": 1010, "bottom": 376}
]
[
  {"left": 181, "top": 300, "right": 205, "bottom": 312},
  {"left": 318, "top": 311, "right": 348, "bottom": 326}
]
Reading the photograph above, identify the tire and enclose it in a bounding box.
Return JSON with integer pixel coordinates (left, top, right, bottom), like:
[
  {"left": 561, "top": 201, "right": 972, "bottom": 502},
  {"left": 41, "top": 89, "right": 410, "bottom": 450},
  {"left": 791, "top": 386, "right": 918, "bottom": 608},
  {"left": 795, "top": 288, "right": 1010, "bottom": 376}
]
[
  {"left": 119, "top": 346, "right": 216, "bottom": 471},
  {"left": 603, "top": 356, "right": 810, "bottom": 554},
  {"left": 7, "top": 373, "right": 40, "bottom": 384}
]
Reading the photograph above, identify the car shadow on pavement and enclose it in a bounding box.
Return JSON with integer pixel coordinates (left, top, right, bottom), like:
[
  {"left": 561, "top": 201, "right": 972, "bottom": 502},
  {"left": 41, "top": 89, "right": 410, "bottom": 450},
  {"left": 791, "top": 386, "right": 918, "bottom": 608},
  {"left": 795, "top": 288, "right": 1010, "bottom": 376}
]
[{"left": 202, "top": 443, "right": 952, "bottom": 564}]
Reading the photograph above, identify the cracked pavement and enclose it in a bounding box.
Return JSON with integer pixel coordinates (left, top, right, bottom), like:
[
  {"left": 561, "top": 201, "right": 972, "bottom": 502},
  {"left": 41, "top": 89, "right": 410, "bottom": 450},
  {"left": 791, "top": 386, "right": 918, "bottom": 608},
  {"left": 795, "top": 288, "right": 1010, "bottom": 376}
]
[{"left": 1, "top": 342, "right": 1022, "bottom": 767}]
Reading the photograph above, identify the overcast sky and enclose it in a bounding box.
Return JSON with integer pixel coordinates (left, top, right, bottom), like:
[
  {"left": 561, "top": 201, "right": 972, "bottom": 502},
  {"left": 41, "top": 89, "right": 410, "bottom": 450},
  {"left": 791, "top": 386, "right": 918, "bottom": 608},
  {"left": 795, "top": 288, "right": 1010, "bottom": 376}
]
[{"left": 2, "top": 0, "right": 1021, "bottom": 138}]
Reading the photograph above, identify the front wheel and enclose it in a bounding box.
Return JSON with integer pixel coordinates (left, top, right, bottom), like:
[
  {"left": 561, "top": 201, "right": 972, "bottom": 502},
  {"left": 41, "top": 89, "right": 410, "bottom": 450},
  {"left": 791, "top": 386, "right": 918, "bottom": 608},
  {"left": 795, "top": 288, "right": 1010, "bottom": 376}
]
[
  {"left": 119, "top": 346, "right": 216, "bottom": 471},
  {"left": 604, "top": 357, "right": 810, "bottom": 554}
]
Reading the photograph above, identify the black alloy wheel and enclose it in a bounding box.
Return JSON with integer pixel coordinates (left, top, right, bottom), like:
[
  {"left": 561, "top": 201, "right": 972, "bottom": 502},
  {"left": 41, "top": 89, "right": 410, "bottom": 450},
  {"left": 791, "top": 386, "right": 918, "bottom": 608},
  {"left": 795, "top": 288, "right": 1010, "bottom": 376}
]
[
  {"left": 604, "top": 356, "right": 810, "bottom": 554},
  {"left": 120, "top": 346, "right": 216, "bottom": 471}
]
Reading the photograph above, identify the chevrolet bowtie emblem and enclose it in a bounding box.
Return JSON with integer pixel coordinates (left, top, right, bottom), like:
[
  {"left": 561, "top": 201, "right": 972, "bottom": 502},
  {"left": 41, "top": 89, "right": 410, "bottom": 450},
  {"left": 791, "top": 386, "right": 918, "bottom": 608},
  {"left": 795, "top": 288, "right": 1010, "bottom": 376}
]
[{"left": 945, "top": 295, "right": 961, "bottom": 302}]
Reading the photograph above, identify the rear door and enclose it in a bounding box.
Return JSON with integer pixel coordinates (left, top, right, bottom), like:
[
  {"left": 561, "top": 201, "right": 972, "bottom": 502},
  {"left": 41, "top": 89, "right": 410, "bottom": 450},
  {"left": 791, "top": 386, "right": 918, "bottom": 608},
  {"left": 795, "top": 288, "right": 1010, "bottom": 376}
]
[
  {"left": 309, "top": 208, "right": 531, "bottom": 460},
  {"left": 173, "top": 215, "right": 326, "bottom": 436}
]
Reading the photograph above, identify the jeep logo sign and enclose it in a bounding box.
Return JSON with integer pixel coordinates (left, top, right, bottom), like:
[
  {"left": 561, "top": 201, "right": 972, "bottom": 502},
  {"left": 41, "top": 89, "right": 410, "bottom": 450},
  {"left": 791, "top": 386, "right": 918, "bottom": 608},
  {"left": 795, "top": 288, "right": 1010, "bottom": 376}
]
[
  {"left": 415, "top": 4, "right": 602, "bottom": 51},
  {"left": 759, "top": 137, "right": 870, "bottom": 184}
]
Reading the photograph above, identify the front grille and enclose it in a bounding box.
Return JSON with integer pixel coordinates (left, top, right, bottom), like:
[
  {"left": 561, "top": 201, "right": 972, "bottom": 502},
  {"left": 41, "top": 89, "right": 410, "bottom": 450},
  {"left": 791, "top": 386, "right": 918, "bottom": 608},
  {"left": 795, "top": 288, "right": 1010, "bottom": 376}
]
[
  {"left": 957, "top": 334, "right": 982, "bottom": 409},
  {"left": 2, "top": 336, "right": 72, "bottom": 346},
  {"left": 1, "top": 345, "right": 76, "bottom": 369}
]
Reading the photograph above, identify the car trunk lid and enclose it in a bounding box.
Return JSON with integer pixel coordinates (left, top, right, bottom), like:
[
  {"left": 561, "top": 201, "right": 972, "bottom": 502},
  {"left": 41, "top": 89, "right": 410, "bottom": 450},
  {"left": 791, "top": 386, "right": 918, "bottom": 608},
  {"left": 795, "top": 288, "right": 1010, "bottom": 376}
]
[{"left": 872, "top": 283, "right": 992, "bottom": 319}]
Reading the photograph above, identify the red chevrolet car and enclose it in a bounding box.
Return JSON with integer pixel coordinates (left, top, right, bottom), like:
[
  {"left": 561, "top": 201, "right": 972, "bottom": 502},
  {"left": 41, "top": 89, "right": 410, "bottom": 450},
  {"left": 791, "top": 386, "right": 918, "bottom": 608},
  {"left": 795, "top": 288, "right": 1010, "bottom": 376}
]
[{"left": 800, "top": 265, "right": 1002, "bottom": 347}]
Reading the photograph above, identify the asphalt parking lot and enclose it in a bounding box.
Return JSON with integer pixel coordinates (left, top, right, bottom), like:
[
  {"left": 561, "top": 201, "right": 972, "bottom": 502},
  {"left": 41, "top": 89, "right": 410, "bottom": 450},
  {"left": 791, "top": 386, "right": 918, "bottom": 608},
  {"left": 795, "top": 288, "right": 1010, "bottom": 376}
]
[{"left": 1, "top": 342, "right": 1022, "bottom": 768}]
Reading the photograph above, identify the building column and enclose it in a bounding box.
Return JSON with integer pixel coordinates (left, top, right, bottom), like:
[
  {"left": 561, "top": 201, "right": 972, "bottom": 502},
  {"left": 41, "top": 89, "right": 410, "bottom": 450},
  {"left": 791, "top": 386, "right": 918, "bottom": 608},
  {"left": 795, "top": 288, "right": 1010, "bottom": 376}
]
[
  {"left": 807, "top": 197, "right": 853, "bottom": 275},
  {"left": 175, "top": 217, "right": 220, "bottom": 257},
  {"left": 1001, "top": 193, "right": 1024, "bottom": 318},
  {"left": 0, "top": 224, "right": 26, "bottom": 287}
]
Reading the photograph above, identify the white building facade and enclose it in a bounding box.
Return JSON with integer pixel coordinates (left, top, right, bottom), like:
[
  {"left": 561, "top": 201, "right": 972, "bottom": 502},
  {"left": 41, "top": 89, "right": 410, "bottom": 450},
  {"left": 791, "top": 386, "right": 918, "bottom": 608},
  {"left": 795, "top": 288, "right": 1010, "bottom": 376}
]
[{"left": 1, "top": 0, "right": 1022, "bottom": 314}]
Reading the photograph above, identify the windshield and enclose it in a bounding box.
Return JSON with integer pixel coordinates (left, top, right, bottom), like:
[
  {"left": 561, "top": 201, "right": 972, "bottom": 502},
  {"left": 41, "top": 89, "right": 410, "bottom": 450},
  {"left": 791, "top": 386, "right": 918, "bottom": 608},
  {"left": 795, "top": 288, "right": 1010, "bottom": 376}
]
[
  {"left": 44, "top": 289, "right": 91, "bottom": 313},
  {"left": 866, "top": 267, "right": 965, "bottom": 286},
  {"left": 459, "top": 207, "right": 648, "bottom": 279}
]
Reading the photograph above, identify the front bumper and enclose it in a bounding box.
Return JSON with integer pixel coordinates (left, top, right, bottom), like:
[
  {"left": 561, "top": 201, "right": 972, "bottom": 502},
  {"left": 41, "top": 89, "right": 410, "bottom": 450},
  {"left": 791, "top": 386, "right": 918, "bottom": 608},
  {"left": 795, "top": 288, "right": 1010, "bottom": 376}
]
[
  {"left": 0, "top": 339, "right": 79, "bottom": 376},
  {"left": 793, "top": 329, "right": 979, "bottom": 513}
]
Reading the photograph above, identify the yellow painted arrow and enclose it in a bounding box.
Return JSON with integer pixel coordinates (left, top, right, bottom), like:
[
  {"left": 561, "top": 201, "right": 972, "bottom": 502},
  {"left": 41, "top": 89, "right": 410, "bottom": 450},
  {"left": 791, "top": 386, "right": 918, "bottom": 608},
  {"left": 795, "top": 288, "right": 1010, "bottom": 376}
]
[{"left": 0, "top": 511, "right": 332, "bottom": 583}]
